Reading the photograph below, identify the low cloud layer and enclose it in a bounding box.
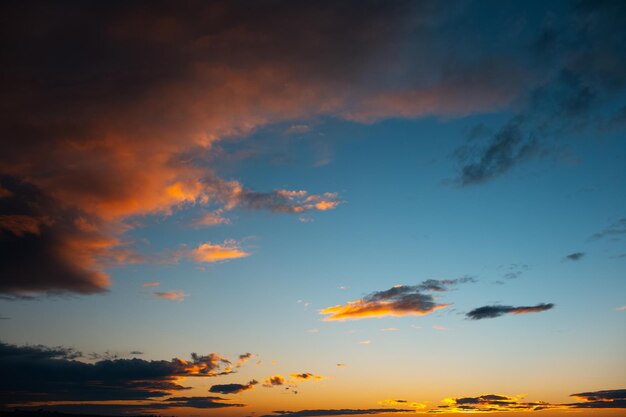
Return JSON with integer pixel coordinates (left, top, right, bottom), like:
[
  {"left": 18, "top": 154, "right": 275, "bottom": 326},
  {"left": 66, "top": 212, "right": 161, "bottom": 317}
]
[
  {"left": 0, "top": 341, "right": 241, "bottom": 405},
  {"left": 466, "top": 303, "right": 554, "bottom": 320}
]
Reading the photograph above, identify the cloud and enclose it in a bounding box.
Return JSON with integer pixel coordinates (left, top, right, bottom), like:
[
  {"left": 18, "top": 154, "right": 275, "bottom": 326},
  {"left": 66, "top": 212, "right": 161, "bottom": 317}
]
[
  {"left": 188, "top": 240, "right": 250, "bottom": 263},
  {"left": 430, "top": 389, "right": 626, "bottom": 413},
  {"left": 263, "top": 375, "right": 286, "bottom": 387},
  {"left": 263, "top": 409, "right": 414, "bottom": 417},
  {"left": 454, "top": 0, "right": 626, "bottom": 186},
  {"left": 466, "top": 303, "right": 554, "bottom": 320},
  {"left": 378, "top": 399, "right": 426, "bottom": 409},
  {"left": 432, "top": 394, "right": 559, "bottom": 413},
  {"left": 568, "top": 389, "right": 626, "bottom": 408},
  {"left": 209, "top": 379, "right": 258, "bottom": 394},
  {"left": 0, "top": 0, "right": 538, "bottom": 296},
  {"left": 194, "top": 209, "right": 231, "bottom": 227},
  {"left": 153, "top": 290, "right": 189, "bottom": 302},
  {"left": 237, "top": 352, "right": 254, "bottom": 367},
  {"left": 591, "top": 218, "right": 626, "bottom": 240},
  {"left": 290, "top": 373, "right": 324, "bottom": 382},
  {"left": 163, "top": 396, "right": 245, "bottom": 409},
  {"left": 565, "top": 252, "right": 585, "bottom": 261},
  {"left": 143, "top": 281, "right": 160, "bottom": 287},
  {"left": 320, "top": 278, "right": 473, "bottom": 321},
  {"left": 617, "top": 306, "right": 626, "bottom": 311},
  {"left": 0, "top": 341, "right": 236, "bottom": 405}
]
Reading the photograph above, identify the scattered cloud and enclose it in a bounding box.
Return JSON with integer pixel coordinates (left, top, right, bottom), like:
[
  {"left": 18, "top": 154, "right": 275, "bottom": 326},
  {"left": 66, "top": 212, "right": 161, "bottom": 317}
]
[
  {"left": 466, "top": 303, "right": 555, "bottom": 320},
  {"left": 153, "top": 290, "right": 189, "bottom": 302},
  {"left": 568, "top": 389, "right": 626, "bottom": 408},
  {"left": 617, "top": 306, "right": 626, "bottom": 311},
  {"left": 263, "top": 375, "right": 285, "bottom": 387},
  {"left": 336, "top": 363, "right": 348, "bottom": 368},
  {"left": 565, "top": 252, "right": 585, "bottom": 261},
  {"left": 290, "top": 373, "right": 324, "bottom": 382},
  {"left": 359, "top": 340, "right": 371, "bottom": 345},
  {"left": 432, "top": 325, "right": 448, "bottom": 331},
  {"left": 321, "top": 278, "right": 474, "bottom": 321},
  {"left": 209, "top": 380, "right": 258, "bottom": 394},
  {"left": 143, "top": 281, "right": 160, "bottom": 287},
  {"left": 381, "top": 327, "right": 398, "bottom": 331}
]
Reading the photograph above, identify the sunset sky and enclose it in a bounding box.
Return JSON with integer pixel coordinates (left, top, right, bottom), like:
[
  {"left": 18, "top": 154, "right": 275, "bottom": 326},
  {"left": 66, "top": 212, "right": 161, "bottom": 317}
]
[{"left": 0, "top": 1, "right": 625, "bottom": 416}]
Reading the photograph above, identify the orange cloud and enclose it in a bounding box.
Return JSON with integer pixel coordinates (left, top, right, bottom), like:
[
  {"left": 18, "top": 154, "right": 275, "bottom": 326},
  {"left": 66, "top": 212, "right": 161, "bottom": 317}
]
[
  {"left": 378, "top": 399, "right": 426, "bottom": 409},
  {"left": 262, "top": 375, "right": 285, "bottom": 387},
  {"left": 195, "top": 209, "right": 231, "bottom": 227},
  {"left": 321, "top": 299, "right": 447, "bottom": 321},
  {"left": 143, "top": 281, "right": 160, "bottom": 287},
  {"left": 190, "top": 240, "right": 250, "bottom": 263}
]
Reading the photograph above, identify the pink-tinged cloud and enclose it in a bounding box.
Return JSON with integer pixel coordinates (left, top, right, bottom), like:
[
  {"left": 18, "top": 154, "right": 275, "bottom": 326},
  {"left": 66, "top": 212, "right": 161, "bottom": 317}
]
[
  {"left": 143, "top": 281, "right": 160, "bottom": 287},
  {"left": 154, "top": 290, "right": 189, "bottom": 302},
  {"left": 195, "top": 210, "right": 231, "bottom": 227}
]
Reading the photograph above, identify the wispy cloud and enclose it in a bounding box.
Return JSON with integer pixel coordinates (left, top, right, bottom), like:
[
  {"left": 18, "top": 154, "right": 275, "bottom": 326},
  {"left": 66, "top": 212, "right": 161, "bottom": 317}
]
[
  {"left": 466, "top": 303, "right": 554, "bottom": 320},
  {"left": 263, "top": 375, "right": 285, "bottom": 387},
  {"left": 153, "top": 290, "right": 189, "bottom": 302},
  {"left": 143, "top": 281, "right": 160, "bottom": 287},
  {"left": 290, "top": 373, "right": 324, "bottom": 382},
  {"left": 189, "top": 240, "right": 250, "bottom": 263},
  {"left": 591, "top": 218, "right": 626, "bottom": 240}
]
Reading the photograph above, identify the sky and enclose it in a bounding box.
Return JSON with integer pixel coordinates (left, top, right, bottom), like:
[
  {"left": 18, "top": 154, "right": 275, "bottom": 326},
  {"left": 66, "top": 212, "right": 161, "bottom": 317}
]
[{"left": 0, "top": 0, "right": 625, "bottom": 416}]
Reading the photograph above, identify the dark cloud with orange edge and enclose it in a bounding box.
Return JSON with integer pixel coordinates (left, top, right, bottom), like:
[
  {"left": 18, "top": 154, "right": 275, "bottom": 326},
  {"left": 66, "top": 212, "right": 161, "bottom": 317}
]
[
  {"left": 0, "top": 0, "right": 531, "bottom": 296},
  {"left": 320, "top": 278, "right": 473, "bottom": 321},
  {"left": 209, "top": 379, "right": 258, "bottom": 394},
  {"left": 466, "top": 303, "right": 554, "bottom": 320},
  {"left": 0, "top": 341, "right": 241, "bottom": 404}
]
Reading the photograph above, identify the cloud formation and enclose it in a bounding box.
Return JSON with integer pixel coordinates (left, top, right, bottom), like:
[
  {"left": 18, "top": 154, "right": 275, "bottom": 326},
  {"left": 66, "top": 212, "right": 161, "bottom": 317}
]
[
  {"left": 0, "top": 341, "right": 236, "bottom": 405},
  {"left": 290, "top": 372, "right": 324, "bottom": 382},
  {"left": 263, "top": 409, "right": 414, "bottom": 417},
  {"left": 209, "top": 379, "right": 258, "bottom": 394},
  {"left": 263, "top": 375, "right": 286, "bottom": 387},
  {"left": 320, "top": 278, "right": 473, "bottom": 321},
  {"left": 189, "top": 240, "right": 250, "bottom": 263},
  {"left": 153, "top": 290, "right": 189, "bottom": 302},
  {"left": 565, "top": 252, "right": 585, "bottom": 261},
  {"left": 466, "top": 303, "right": 555, "bottom": 320}
]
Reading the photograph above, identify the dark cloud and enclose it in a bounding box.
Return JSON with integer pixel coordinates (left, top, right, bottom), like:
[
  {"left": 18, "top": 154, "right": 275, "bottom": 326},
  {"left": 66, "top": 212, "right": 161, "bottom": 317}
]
[
  {"left": 565, "top": 252, "right": 585, "bottom": 261},
  {"left": 263, "top": 375, "right": 286, "bottom": 387},
  {"left": 322, "top": 278, "right": 474, "bottom": 321},
  {"left": 290, "top": 373, "right": 323, "bottom": 381},
  {"left": 209, "top": 380, "right": 258, "bottom": 394},
  {"left": 164, "top": 396, "right": 245, "bottom": 409},
  {"left": 466, "top": 303, "right": 554, "bottom": 320},
  {"left": 263, "top": 409, "right": 414, "bottom": 417},
  {"left": 569, "top": 389, "right": 626, "bottom": 408},
  {"left": 455, "top": 0, "right": 626, "bottom": 186},
  {"left": 0, "top": 341, "right": 234, "bottom": 404},
  {"left": 431, "top": 394, "right": 557, "bottom": 413}
]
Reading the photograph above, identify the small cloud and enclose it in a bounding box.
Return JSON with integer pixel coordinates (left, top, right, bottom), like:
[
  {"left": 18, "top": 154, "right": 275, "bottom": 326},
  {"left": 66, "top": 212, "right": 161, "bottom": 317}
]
[
  {"left": 209, "top": 380, "right": 258, "bottom": 394},
  {"left": 467, "top": 303, "right": 554, "bottom": 320},
  {"left": 307, "top": 328, "right": 319, "bottom": 333},
  {"left": 190, "top": 240, "right": 250, "bottom": 263},
  {"left": 378, "top": 399, "right": 426, "bottom": 409},
  {"left": 359, "top": 340, "right": 371, "bottom": 345},
  {"left": 617, "top": 306, "right": 626, "bottom": 311},
  {"left": 565, "top": 252, "right": 585, "bottom": 261},
  {"left": 432, "top": 325, "right": 448, "bottom": 331},
  {"left": 338, "top": 285, "right": 349, "bottom": 290},
  {"left": 153, "top": 290, "right": 189, "bottom": 302},
  {"left": 381, "top": 327, "right": 398, "bottom": 331},
  {"left": 299, "top": 216, "right": 314, "bottom": 223},
  {"left": 237, "top": 352, "right": 255, "bottom": 368},
  {"left": 195, "top": 209, "right": 231, "bottom": 227},
  {"left": 297, "top": 299, "right": 311, "bottom": 308},
  {"left": 336, "top": 363, "right": 347, "bottom": 367},
  {"left": 263, "top": 375, "right": 285, "bottom": 387},
  {"left": 143, "top": 281, "right": 160, "bottom": 287},
  {"left": 591, "top": 218, "right": 626, "bottom": 240},
  {"left": 130, "top": 351, "right": 143, "bottom": 355},
  {"left": 290, "top": 372, "right": 324, "bottom": 381}
]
